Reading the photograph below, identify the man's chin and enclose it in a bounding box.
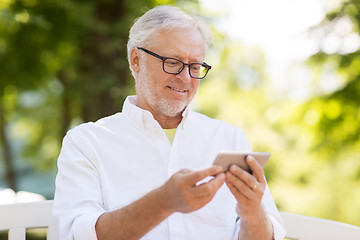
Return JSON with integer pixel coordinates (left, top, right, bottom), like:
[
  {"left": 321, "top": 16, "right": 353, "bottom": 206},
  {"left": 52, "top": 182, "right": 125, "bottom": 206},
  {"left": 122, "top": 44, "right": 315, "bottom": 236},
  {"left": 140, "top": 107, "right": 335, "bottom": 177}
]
[
  {"left": 161, "top": 102, "right": 187, "bottom": 118},
  {"left": 160, "top": 106, "right": 184, "bottom": 118},
  {"left": 148, "top": 96, "right": 188, "bottom": 118},
  {"left": 164, "top": 110, "right": 183, "bottom": 118}
]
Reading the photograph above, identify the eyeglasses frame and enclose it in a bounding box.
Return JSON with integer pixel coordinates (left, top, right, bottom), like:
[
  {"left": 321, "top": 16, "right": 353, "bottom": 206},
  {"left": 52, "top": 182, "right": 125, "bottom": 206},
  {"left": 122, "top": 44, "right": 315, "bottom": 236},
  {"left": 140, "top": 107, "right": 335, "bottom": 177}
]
[{"left": 137, "top": 47, "right": 211, "bottom": 79}]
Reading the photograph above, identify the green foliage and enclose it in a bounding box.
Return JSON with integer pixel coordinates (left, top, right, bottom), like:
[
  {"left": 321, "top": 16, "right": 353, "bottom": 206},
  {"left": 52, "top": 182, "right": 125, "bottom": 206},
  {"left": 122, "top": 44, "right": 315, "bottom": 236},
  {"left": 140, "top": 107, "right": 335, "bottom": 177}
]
[
  {"left": 302, "top": 0, "right": 360, "bottom": 175},
  {"left": 0, "top": 1, "right": 79, "bottom": 91},
  {"left": 273, "top": 0, "right": 360, "bottom": 225}
]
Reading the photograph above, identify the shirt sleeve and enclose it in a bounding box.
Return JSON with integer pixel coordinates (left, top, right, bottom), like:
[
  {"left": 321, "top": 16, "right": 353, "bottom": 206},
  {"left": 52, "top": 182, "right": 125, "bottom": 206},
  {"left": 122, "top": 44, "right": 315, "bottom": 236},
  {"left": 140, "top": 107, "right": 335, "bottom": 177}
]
[
  {"left": 269, "top": 214, "right": 287, "bottom": 240},
  {"left": 262, "top": 184, "right": 286, "bottom": 239},
  {"left": 53, "top": 129, "right": 105, "bottom": 240}
]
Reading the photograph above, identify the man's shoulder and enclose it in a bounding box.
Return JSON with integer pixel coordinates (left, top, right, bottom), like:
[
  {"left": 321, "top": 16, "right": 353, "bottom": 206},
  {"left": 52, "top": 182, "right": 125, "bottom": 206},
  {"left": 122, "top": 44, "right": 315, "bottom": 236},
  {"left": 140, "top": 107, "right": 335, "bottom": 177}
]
[
  {"left": 190, "top": 111, "right": 245, "bottom": 134},
  {"left": 66, "top": 112, "right": 124, "bottom": 137},
  {"left": 189, "top": 111, "right": 250, "bottom": 149},
  {"left": 191, "top": 111, "right": 238, "bottom": 128}
]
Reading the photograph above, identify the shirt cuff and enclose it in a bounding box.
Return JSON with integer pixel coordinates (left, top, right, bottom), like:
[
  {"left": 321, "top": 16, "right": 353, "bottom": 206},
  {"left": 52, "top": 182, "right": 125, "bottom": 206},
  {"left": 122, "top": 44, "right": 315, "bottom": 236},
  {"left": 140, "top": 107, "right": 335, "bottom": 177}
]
[
  {"left": 232, "top": 220, "right": 240, "bottom": 240},
  {"left": 268, "top": 214, "right": 287, "bottom": 240},
  {"left": 73, "top": 211, "right": 105, "bottom": 240},
  {"left": 232, "top": 214, "right": 286, "bottom": 240}
]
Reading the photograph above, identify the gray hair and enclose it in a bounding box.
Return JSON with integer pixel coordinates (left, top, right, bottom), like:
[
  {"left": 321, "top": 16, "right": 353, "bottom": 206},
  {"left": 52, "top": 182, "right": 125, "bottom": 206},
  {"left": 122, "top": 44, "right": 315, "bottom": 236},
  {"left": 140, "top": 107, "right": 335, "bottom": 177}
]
[{"left": 127, "top": 5, "right": 211, "bottom": 69}]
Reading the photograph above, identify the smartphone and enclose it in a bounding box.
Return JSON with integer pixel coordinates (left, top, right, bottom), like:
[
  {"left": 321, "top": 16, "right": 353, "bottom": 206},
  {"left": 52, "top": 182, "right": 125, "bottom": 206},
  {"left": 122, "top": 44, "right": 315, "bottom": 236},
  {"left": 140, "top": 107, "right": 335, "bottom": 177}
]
[{"left": 213, "top": 151, "right": 271, "bottom": 173}]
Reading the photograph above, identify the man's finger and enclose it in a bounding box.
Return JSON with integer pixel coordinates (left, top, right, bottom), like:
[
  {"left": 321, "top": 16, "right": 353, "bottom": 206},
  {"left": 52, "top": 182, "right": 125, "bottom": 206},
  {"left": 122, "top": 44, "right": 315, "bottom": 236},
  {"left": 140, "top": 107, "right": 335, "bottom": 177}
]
[
  {"left": 228, "top": 164, "right": 255, "bottom": 189},
  {"left": 186, "top": 166, "right": 223, "bottom": 184},
  {"left": 195, "top": 173, "right": 225, "bottom": 197},
  {"left": 246, "top": 155, "right": 265, "bottom": 183}
]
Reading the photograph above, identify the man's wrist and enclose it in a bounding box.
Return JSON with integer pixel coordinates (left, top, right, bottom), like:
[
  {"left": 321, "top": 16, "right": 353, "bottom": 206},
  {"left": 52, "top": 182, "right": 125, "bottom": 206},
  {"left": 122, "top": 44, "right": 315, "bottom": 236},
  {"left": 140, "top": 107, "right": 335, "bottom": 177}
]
[
  {"left": 237, "top": 203, "right": 264, "bottom": 222},
  {"left": 153, "top": 185, "right": 175, "bottom": 217},
  {"left": 238, "top": 204, "right": 274, "bottom": 240}
]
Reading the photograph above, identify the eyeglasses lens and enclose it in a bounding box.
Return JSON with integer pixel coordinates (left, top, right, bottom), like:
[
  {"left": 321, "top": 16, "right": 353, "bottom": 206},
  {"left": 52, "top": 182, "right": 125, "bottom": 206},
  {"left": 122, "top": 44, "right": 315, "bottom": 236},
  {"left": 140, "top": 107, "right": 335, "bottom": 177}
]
[{"left": 163, "top": 59, "right": 208, "bottom": 79}]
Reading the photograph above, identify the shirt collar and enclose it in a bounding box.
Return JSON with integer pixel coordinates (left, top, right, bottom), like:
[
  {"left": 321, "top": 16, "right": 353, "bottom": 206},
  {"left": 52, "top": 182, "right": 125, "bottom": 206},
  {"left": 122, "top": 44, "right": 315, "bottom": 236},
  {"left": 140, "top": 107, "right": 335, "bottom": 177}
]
[{"left": 122, "top": 95, "right": 193, "bottom": 132}]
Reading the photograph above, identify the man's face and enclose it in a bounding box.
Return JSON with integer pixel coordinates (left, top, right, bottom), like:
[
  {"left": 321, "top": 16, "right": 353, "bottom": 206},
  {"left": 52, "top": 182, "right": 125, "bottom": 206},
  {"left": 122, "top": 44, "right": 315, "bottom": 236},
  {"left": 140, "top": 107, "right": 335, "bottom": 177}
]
[{"left": 134, "top": 28, "right": 205, "bottom": 119}]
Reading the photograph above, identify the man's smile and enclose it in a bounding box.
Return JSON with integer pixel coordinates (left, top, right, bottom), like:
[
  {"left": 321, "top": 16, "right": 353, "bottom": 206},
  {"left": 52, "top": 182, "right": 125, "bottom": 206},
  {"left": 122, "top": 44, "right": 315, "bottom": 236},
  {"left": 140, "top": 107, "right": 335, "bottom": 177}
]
[{"left": 168, "top": 86, "right": 188, "bottom": 93}]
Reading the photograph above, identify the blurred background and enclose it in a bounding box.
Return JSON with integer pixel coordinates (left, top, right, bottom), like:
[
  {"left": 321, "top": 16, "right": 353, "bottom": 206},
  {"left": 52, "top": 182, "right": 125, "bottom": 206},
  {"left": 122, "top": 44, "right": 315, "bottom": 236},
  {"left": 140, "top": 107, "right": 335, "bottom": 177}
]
[{"left": 0, "top": 0, "right": 359, "bottom": 228}]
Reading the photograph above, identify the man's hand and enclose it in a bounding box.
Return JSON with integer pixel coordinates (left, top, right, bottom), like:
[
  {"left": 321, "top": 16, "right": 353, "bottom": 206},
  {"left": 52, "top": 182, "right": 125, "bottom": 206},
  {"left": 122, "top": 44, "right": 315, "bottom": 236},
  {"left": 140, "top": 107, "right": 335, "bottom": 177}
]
[
  {"left": 225, "top": 155, "right": 266, "bottom": 216},
  {"left": 225, "top": 155, "right": 274, "bottom": 240},
  {"left": 162, "top": 166, "right": 225, "bottom": 213}
]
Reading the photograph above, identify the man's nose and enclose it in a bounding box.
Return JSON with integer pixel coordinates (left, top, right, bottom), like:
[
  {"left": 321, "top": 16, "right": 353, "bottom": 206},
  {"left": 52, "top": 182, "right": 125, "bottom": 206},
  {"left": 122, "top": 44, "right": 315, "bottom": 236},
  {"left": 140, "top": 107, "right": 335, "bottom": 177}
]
[{"left": 176, "top": 65, "right": 192, "bottom": 83}]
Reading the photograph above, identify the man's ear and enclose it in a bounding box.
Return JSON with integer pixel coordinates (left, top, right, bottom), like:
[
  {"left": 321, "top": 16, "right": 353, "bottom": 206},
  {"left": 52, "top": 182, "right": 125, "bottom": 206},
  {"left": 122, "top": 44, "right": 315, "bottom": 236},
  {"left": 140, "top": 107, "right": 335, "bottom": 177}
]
[{"left": 130, "top": 48, "right": 140, "bottom": 74}]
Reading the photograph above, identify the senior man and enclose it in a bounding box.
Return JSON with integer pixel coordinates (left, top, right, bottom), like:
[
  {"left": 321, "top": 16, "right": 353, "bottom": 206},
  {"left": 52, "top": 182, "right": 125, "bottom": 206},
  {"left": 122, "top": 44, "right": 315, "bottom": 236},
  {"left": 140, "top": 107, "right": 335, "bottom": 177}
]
[{"left": 53, "top": 5, "right": 286, "bottom": 240}]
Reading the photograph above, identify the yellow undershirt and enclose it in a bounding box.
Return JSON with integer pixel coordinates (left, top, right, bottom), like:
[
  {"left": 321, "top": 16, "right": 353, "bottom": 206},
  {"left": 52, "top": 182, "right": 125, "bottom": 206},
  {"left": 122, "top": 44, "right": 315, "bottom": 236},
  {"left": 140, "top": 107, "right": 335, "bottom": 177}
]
[{"left": 163, "top": 128, "right": 177, "bottom": 145}]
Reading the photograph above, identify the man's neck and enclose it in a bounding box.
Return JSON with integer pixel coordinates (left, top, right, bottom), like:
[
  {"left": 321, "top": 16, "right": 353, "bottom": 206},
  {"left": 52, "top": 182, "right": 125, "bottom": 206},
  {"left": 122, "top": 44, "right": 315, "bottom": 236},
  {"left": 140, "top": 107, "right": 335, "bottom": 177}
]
[{"left": 154, "top": 114, "right": 182, "bottom": 129}]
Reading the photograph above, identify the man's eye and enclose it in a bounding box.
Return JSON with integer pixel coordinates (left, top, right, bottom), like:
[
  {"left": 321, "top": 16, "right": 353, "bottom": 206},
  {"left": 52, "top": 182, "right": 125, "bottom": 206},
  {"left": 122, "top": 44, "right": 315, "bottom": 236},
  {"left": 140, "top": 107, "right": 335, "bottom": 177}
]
[
  {"left": 165, "top": 60, "right": 181, "bottom": 67},
  {"left": 192, "top": 65, "right": 200, "bottom": 71}
]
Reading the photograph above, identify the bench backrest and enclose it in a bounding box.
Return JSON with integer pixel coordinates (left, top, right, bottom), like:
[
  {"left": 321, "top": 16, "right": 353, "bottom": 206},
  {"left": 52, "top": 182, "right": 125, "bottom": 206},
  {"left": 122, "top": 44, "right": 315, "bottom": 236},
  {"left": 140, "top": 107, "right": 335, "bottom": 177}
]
[
  {"left": 280, "top": 211, "right": 360, "bottom": 240},
  {"left": 0, "top": 200, "right": 58, "bottom": 240}
]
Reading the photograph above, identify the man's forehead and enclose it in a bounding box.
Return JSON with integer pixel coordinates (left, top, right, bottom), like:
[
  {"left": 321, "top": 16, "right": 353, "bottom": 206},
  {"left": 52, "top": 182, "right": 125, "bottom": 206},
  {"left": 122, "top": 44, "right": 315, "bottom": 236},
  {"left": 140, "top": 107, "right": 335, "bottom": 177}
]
[{"left": 149, "top": 29, "right": 206, "bottom": 59}]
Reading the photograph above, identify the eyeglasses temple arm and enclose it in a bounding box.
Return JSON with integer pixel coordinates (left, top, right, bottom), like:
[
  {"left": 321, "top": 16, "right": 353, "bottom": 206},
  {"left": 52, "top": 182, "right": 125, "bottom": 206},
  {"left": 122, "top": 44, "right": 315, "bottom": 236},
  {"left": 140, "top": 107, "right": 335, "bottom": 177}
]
[{"left": 137, "top": 47, "right": 165, "bottom": 61}]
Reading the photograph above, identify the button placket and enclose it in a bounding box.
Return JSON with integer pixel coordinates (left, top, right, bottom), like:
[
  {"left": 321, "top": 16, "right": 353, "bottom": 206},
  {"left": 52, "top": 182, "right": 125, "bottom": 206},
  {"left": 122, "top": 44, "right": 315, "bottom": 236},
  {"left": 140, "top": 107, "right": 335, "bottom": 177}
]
[{"left": 168, "top": 213, "right": 185, "bottom": 240}]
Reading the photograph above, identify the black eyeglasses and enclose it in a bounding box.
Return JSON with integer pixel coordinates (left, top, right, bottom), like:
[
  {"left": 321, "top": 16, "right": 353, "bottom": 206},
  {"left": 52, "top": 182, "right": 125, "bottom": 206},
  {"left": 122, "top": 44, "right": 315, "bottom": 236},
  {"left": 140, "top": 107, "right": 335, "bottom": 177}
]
[{"left": 137, "top": 47, "right": 211, "bottom": 79}]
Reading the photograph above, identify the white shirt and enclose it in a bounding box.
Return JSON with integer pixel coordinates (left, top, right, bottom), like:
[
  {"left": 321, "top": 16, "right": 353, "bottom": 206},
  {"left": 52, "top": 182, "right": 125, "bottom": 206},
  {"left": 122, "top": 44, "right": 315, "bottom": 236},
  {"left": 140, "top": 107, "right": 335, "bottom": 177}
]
[{"left": 53, "top": 95, "right": 286, "bottom": 240}]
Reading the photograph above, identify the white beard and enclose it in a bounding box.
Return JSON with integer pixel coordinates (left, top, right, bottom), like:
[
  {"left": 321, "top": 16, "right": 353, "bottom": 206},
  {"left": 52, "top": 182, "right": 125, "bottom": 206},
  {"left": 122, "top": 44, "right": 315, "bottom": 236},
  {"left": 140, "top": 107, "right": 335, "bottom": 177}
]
[{"left": 136, "top": 66, "right": 188, "bottom": 118}]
